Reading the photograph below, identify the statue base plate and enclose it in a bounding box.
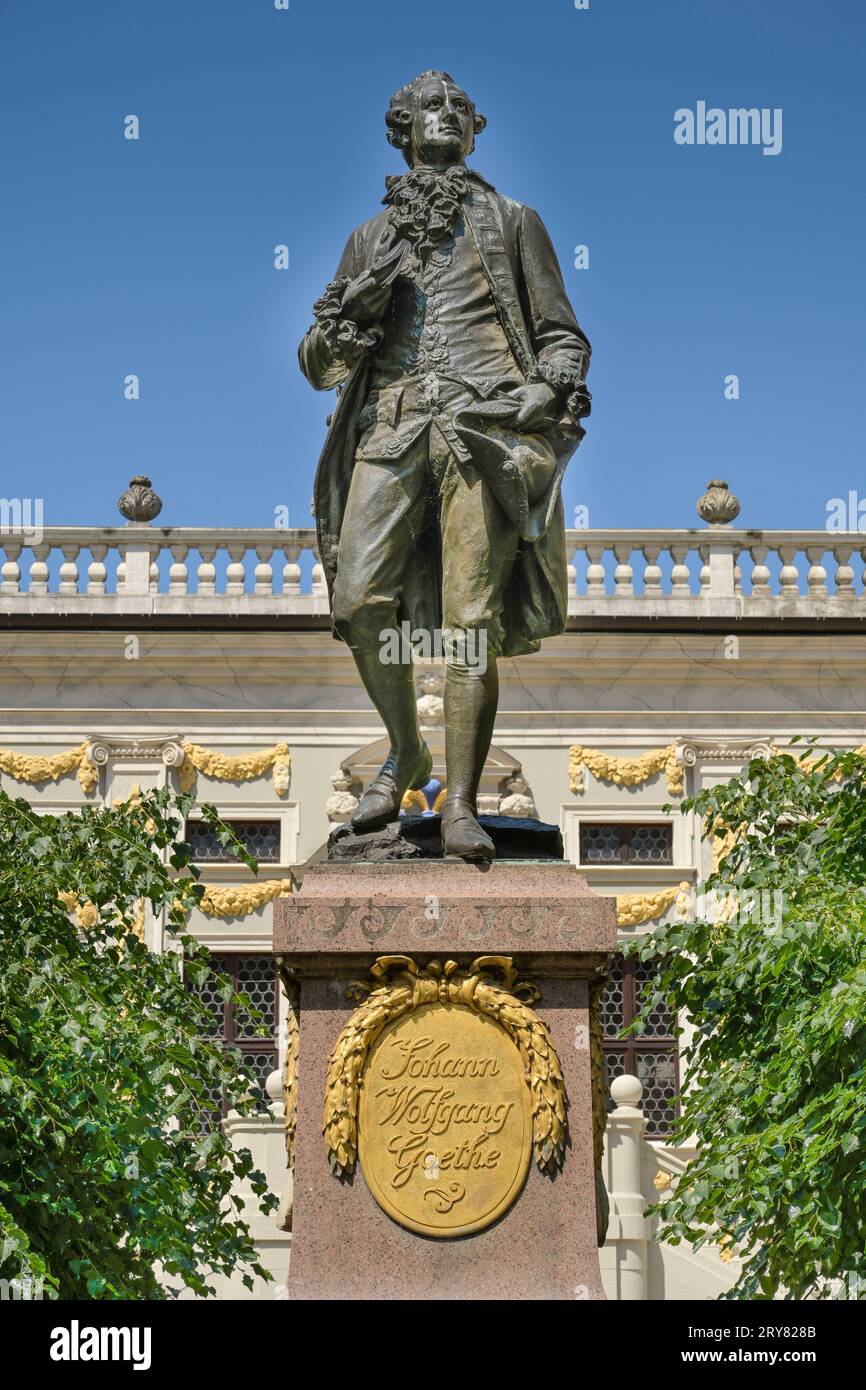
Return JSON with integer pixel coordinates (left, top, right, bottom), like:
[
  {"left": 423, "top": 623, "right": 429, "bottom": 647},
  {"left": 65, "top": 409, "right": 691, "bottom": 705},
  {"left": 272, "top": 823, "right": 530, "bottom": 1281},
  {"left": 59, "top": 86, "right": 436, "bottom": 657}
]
[{"left": 327, "top": 813, "right": 564, "bottom": 862}]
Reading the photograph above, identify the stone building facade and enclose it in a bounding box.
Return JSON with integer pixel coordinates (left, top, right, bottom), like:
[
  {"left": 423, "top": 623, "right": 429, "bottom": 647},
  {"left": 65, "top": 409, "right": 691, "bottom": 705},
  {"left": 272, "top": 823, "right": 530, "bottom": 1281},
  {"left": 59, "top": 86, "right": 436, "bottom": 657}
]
[{"left": 3, "top": 480, "right": 864, "bottom": 1298}]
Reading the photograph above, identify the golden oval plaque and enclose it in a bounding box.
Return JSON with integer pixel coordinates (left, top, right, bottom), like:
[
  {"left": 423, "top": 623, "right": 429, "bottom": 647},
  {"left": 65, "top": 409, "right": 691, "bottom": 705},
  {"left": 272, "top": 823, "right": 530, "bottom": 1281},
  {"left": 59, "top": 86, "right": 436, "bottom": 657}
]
[{"left": 358, "top": 1002, "right": 532, "bottom": 1238}]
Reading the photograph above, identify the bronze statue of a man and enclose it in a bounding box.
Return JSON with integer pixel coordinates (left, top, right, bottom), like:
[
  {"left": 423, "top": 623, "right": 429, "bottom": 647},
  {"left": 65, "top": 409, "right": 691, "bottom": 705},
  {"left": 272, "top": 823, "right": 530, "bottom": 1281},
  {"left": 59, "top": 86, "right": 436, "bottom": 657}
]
[{"left": 300, "top": 71, "right": 591, "bottom": 861}]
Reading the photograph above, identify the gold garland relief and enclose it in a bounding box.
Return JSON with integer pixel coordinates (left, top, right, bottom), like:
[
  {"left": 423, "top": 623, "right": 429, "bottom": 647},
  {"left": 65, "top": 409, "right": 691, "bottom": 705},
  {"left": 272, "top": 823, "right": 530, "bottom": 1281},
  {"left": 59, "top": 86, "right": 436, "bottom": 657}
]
[
  {"left": 615, "top": 882, "right": 691, "bottom": 929},
  {"left": 772, "top": 742, "right": 866, "bottom": 780},
  {"left": 62, "top": 880, "right": 294, "bottom": 929},
  {"left": 0, "top": 742, "right": 97, "bottom": 793},
  {"left": 178, "top": 741, "right": 291, "bottom": 797},
  {"left": 709, "top": 823, "right": 738, "bottom": 874},
  {"left": 57, "top": 891, "right": 145, "bottom": 937},
  {"left": 568, "top": 743, "right": 683, "bottom": 797},
  {"left": 57, "top": 890, "right": 100, "bottom": 928},
  {"left": 197, "top": 878, "right": 294, "bottom": 918},
  {"left": 0, "top": 738, "right": 295, "bottom": 798}
]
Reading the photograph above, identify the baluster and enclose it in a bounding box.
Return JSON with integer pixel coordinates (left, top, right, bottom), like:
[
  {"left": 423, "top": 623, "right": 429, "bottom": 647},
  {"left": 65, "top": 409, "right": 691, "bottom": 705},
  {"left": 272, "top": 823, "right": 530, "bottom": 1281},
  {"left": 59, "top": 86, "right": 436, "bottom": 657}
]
[
  {"left": 197, "top": 545, "right": 217, "bottom": 596},
  {"left": 585, "top": 544, "right": 606, "bottom": 599},
  {"left": 606, "top": 1075, "right": 649, "bottom": 1301},
  {"left": 29, "top": 544, "right": 50, "bottom": 596},
  {"left": 311, "top": 546, "right": 326, "bottom": 596},
  {"left": 749, "top": 545, "right": 771, "bottom": 597},
  {"left": 613, "top": 544, "right": 634, "bottom": 597},
  {"left": 805, "top": 546, "right": 828, "bottom": 599},
  {"left": 149, "top": 557, "right": 159, "bottom": 594},
  {"left": 833, "top": 545, "right": 855, "bottom": 598},
  {"left": 566, "top": 545, "right": 577, "bottom": 600},
  {"left": 87, "top": 545, "right": 107, "bottom": 596},
  {"left": 670, "top": 545, "right": 692, "bottom": 597},
  {"left": 254, "top": 544, "right": 274, "bottom": 595},
  {"left": 734, "top": 549, "right": 744, "bottom": 597},
  {"left": 226, "top": 546, "right": 246, "bottom": 596},
  {"left": 169, "top": 544, "right": 189, "bottom": 595},
  {"left": 1, "top": 543, "right": 22, "bottom": 595},
  {"left": 698, "top": 545, "right": 711, "bottom": 595},
  {"left": 778, "top": 546, "right": 800, "bottom": 597},
  {"left": 641, "top": 545, "right": 662, "bottom": 598},
  {"left": 283, "top": 543, "right": 302, "bottom": 598},
  {"left": 59, "top": 544, "right": 80, "bottom": 595}
]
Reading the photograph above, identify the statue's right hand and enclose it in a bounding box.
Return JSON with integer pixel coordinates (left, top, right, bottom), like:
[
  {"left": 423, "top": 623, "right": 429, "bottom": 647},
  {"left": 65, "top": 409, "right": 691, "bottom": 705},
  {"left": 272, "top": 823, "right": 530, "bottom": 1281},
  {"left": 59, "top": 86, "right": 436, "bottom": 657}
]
[{"left": 340, "top": 272, "right": 392, "bottom": 328}]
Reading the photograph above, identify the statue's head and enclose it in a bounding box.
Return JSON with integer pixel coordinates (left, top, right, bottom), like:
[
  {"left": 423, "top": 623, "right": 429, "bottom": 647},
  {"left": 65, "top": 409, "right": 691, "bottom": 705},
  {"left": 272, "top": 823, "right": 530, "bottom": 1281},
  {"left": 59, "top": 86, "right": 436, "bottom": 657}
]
[{"left": 386, "top": 71, "right": 486, "bottom": 168}]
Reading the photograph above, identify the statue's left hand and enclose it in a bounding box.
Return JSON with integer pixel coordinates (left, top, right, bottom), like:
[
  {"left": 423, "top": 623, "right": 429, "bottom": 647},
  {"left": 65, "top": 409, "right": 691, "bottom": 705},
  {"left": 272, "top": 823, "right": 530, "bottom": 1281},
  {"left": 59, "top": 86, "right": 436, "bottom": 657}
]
[
  {"left": 341, "top": 272, "right": 392, "bottom": 328},
  {"left": 507, "top": 381, "right": 558, "bottom": 430}
]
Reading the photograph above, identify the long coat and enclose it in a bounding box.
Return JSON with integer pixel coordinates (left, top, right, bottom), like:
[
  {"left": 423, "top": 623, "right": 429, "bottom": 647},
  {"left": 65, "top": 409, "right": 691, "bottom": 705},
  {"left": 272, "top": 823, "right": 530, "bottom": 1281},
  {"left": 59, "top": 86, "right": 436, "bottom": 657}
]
[{"left": 299, "top": 171, "right": 591, "bottom": 657}]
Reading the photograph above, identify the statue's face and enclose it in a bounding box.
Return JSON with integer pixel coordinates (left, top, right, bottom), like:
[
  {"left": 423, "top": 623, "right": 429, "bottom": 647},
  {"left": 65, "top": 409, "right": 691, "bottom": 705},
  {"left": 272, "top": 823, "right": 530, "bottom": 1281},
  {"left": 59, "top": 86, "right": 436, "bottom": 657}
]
[{"left": 409, "top": 76, "right": 475, "bottom": 165}]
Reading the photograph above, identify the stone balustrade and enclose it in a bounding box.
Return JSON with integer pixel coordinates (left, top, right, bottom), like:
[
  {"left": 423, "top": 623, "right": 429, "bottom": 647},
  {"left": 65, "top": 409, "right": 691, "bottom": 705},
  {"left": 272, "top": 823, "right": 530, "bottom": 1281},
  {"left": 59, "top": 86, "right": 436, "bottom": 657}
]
[
  {"left": 564, "top": 528, "right": 866, "bottom": 623},
  {"left": 0, "top": 528, "right": 330, "bottom": 619},
  {"left": 2, "top": 525, "right": 866, "bottom": 624},
  {"left": 599, "top": 1075, "right": 740, "bottom": 1300}
]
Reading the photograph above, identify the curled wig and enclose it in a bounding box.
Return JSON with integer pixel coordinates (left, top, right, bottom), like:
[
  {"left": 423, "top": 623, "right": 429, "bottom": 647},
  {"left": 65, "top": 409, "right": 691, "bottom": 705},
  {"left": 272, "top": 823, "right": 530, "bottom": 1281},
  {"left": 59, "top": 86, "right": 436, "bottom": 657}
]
[{"left": 385, "top": 70, "right": 487, "bottom": 166}]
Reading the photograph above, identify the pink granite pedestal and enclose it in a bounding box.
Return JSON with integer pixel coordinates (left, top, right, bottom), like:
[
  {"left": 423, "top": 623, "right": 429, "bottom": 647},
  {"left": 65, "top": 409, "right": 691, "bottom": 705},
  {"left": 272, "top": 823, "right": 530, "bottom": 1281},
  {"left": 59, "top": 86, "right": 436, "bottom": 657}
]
[{"left": 273, "top": 859, "right": 616, "bottom": 1301}]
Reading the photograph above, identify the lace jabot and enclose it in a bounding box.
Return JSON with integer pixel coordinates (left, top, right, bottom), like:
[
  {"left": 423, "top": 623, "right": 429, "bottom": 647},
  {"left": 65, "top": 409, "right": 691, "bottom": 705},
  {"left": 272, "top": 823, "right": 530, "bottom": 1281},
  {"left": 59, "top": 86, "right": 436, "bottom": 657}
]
[{"left": 382, "top": 164, "right": 471, "bottom": 258}]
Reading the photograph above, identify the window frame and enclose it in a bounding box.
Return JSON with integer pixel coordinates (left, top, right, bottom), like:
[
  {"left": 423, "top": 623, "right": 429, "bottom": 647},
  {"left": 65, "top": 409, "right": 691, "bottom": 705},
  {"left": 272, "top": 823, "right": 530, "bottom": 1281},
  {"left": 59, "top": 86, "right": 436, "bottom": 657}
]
[
  {"left": 183, "top": 816, "right": 283, "bottom": 865},
  {"left": 191, "top": 952, "right": 279, "bottom": 1120},
  {"left": 602, "top": 953, "right": 680, "bottom": 1138},
  {"left": 182, "top": 800, "right": 300, "bottom": 869},
  {"left": 578, "top": 819, "right": 674, "bottom": 866},
  {"left": 562, "top": 805, "right": 693, "bottom": 872}
]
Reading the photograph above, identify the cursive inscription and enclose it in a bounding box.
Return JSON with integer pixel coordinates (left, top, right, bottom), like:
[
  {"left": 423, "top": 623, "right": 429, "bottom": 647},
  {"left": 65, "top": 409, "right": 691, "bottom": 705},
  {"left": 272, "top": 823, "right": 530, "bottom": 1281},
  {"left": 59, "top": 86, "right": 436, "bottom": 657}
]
[
  {"left": 380, "top": 1035, "right": 501, "bottom": 1080},
  {"left": 358, "top": 1004, "right": 532, "bottom": 1236}
]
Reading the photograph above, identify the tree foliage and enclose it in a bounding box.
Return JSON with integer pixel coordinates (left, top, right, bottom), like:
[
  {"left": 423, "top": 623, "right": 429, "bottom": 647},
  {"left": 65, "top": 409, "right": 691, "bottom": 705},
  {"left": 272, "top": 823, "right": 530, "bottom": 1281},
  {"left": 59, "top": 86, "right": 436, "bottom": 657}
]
[
  {"left": 0, "top": 786, "right": 278, "bottom": 1299},
  {"left": 631, "top": 743, "right": 866, "bottom": 1299}
]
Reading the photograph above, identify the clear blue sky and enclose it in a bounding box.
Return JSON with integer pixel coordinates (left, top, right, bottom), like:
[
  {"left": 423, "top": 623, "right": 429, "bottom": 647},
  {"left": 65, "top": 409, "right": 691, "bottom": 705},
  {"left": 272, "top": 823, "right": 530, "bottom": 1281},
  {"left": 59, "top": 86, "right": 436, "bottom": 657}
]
[{"left": 2, "top": 0, "right": 864, "bottom": 532}]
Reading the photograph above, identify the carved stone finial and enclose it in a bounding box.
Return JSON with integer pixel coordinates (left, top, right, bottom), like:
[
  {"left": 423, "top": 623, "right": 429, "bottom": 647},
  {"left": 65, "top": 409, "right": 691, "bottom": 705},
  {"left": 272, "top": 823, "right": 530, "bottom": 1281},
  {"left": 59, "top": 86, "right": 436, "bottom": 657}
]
[
  {"left": 118, "top": 475, "right": 162, "bottom": 524},
  {"left": 610, "top": 1073, "right": 643, "bottom": 1109},
  {"left": 696, "top": 479, "right": 740, "bottom": 526},
  {"left": 325, "top": 768, "right": 359, "bottom": 824},
  {"left": 499, "top": 773, "right": 537, "bottom": 820},
  {"left": 415, "top": 669, "right": 444, "bottom": 729}
]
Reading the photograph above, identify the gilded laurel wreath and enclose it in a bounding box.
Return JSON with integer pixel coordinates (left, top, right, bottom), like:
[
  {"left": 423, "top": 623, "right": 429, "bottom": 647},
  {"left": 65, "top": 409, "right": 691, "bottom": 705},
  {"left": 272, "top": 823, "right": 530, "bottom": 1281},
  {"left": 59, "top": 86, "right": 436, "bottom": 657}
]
[
  {"left": 323, "top": 955, "right": 568, "bottom": 1177},
  {"left": 278, "top": 969, "right": 300, "bottom": 1169},
  {"left": 588, "top": 976, "right": 607, "bottom": 1174}
]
